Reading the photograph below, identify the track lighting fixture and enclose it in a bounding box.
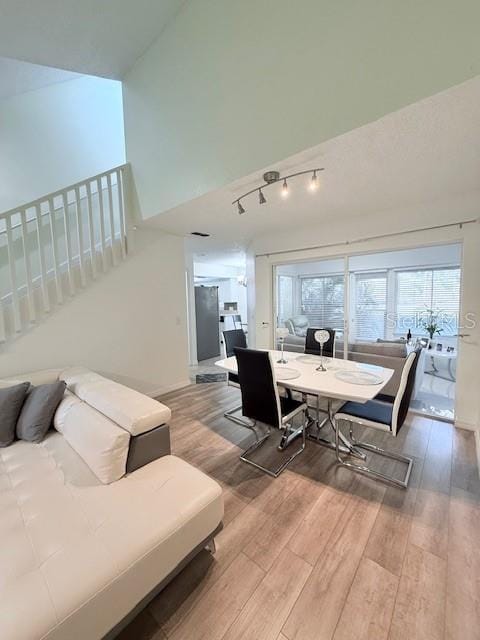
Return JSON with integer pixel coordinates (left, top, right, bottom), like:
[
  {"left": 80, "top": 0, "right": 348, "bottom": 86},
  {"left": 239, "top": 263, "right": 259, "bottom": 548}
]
[{"left": 232, "top": 167, "right": 324, "bottom": 214}]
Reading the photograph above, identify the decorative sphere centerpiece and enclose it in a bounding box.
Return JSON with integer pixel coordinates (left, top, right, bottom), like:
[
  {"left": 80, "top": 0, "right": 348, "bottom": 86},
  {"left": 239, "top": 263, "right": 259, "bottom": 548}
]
[
  {"left": 276, "top": 327, "right": 290, "bottom": 364},
  {"left": 314, "top": 329, "right": 330, "bottom": 371}
]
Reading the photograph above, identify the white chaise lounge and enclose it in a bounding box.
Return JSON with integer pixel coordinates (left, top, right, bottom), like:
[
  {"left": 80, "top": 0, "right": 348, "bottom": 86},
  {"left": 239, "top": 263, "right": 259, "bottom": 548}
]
[{"left": 0, "top": 368, "right": 223, "bottom": 640}]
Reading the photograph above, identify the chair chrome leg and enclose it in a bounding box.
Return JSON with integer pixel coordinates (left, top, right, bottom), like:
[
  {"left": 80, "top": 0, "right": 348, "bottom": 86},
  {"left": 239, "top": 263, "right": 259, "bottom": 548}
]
[
  {"left": 334, "top": 419, "right": 413, "bottom": 488},
  {"left": 240, "top": 414, "right": 307, "bottom": 477},
  {"left": 224, "top": 404, "right": 255, "bottom": 427}
]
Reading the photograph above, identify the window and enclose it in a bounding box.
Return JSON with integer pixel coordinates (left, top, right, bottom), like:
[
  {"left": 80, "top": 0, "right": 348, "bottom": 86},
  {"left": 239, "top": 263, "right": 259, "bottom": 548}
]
[
  {"left": 354, "top": 272, "right": 387, "bottom": 340},
  {"left": 395, "top": 267, "right": 461, "bottom": 336},
  {"left": 300, "top": 275, "right": 344, "bottom": 332}
]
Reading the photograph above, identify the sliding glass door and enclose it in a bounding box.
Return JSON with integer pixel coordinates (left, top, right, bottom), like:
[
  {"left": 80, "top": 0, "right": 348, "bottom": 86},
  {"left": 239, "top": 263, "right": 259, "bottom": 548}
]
[{"left": 274, "top": 243, "right": 462, "bottom": 421}]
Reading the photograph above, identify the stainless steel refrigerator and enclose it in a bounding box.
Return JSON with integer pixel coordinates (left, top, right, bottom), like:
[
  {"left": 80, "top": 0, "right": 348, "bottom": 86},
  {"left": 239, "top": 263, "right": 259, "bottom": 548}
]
[{"left": 195, "top": 286, "right": 220, "bottom": 361}]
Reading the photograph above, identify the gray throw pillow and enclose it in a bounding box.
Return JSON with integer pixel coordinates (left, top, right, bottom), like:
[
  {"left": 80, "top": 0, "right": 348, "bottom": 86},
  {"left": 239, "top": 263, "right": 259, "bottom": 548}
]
[
  {"left": 16, "top": 381, "right": 67, "bottom": 443},
  {"left": 0, "top": 382, "right": 30, "bottom": 447}
]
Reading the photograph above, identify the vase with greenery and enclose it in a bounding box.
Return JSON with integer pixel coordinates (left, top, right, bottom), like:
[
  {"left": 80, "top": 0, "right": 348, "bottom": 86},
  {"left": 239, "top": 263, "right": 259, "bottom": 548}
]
[{"left": 421, "top": 308, "right": 443, "bottom": 340}]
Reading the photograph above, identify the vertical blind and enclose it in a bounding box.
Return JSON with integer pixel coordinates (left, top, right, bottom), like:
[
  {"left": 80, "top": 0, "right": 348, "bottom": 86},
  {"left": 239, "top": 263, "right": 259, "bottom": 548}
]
[
  {"left": 300, "top": 275, "right": 344, "bottom": 331},
  {"left": 355, "top": 272, "right": 387, "bottom": 340},
  {"left": 395, "top": 267, "right": 461, "bottom": 336}
]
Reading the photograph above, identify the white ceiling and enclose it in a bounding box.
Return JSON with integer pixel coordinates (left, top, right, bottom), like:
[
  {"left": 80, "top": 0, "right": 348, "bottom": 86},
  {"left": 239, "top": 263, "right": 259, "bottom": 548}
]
[
  {"left": 0, "top": 57, "right": 82, "bottom": 100},
  {"left": 147, "top": 76, "right": 480, "bottom": 252},
  {"left": 188, "top": 241, "right": 246, "bottom": 269},
  {"left": 0, "top": 0, "right": 186, "bottom": 79}
]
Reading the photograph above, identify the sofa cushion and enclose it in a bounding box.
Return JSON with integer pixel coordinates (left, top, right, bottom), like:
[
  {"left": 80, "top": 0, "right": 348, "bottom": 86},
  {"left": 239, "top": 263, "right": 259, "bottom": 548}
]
[
  {"left": 55, "top": 399, "right": 130, "bottom": 484},
  {"left": 350, "top": 341, "right": 407, "bottom": 358},
  {"left": 0, "top": 437, "right": 223, "bottom": 640},
  {"left": 62, "top": 368, "right": 171, "bottom": 435},
  {"left": 16, "top": 381, "right": 66, "bottom": 443},
  {"left": 0, "top": 383, "right": 30, "bottom": 447}
]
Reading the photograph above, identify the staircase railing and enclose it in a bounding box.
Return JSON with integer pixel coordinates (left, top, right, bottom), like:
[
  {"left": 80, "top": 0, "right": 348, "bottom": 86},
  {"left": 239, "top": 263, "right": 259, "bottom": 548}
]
[{"left": 0, "top": 163, "right": 131, "bottom": 342}]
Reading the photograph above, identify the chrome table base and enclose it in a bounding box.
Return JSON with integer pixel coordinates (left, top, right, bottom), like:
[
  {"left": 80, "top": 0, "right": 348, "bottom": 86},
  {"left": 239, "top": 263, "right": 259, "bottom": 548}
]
[{"left": 305, "top": 396, "right": 367, "bottom": 461}]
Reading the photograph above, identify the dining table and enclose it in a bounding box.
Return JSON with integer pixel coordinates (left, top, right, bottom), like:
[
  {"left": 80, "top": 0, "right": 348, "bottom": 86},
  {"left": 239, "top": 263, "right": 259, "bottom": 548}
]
[{"left": 215, "top": 349, "right": 394, "bottom": 460}]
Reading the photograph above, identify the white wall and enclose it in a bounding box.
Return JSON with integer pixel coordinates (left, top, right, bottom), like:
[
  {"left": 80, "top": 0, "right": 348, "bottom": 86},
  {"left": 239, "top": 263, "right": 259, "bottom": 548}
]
[
  {"left": 123, "top": 0, "right": 480, "bottom": 220},
  {"left": 0, "top": 76, "right": 125, "bottom": 211},
  {"left": 0, "top": 229, "right": 189, "bottom": 396},
  {"left": 251, "top": 208, "right": 480, "bottom": 430}
]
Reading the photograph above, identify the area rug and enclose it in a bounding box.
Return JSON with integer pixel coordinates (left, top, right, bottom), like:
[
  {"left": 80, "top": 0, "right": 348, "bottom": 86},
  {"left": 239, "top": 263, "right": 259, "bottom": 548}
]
[{"left": 195, "top": 373, "right": 227, "bottom": 384}]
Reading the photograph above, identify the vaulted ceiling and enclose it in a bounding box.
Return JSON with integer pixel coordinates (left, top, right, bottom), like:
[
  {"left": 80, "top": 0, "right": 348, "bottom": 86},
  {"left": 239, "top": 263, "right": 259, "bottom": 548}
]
[{"left": 0, "top": 0, "right": 186, "bottom": 79}]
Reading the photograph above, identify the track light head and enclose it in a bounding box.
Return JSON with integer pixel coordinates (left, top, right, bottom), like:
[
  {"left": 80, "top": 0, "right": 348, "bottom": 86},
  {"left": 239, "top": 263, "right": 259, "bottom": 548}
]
[
  {"left": 310, "top": 170, "right": 319, "bottom": 191},
  {"left": 237, "top": 201, "right": 245, "bottom": 215},
  {"left": 281, "top": 178, "right": 289, "bottom": 197},
  {"left": 259, "top": 189, "right": 266, "bottom": 205}
]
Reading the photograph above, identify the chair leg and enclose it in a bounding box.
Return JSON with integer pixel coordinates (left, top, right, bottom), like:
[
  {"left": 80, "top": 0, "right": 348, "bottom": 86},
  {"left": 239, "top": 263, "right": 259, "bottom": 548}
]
[
  {"left": 240, "top": 412, "right": 307, "bottom": 478},
  {"left": 224, "top": 404, "right": 255, "bottom": 427},
  {"left": 334, "top": 419, "right": 413, "bottom": 489}
]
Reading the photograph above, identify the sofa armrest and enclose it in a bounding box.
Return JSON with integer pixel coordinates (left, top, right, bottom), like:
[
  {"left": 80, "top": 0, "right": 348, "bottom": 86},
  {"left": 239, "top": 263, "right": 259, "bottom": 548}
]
[
  {"left": 126, "top": 424, "right": 171, "bottom": 473},
  {"left": 61, "top": 368, "right": 171, "bottom": 435}
]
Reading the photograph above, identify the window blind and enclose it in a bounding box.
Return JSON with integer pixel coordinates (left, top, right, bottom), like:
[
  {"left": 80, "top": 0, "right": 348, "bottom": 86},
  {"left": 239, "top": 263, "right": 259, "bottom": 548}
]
[
  {"left": 395, "top": 267, "right": 461, "bottom": 336},
  {"left": 355, "top": 272, "right": 387, "bottom": 340},
  {"left": 300, "top": 275, "right": 344, "bottom": 331}
]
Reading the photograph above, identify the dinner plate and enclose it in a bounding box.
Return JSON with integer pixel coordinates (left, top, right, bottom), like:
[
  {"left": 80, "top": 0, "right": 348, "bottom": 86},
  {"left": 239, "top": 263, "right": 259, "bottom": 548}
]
[
  {"left": 275, "top": 367, "right": 301, "bottom": 380},
  {"left": 296, "top": 354, "right": 322, "bottom": 364},
  {"left": 334, "top": 370, "right": 384, "bottom": 385},
  {"left": 296, "top": 355, "right": 339, "bottom": 370}
]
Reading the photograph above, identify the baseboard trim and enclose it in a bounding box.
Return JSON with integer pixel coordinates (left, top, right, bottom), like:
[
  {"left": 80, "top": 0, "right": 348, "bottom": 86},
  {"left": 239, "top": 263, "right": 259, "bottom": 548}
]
[
  {"left": 458, "top": 422, "right": 480, "bottom": 480},
  {"left": 475, "top": 429, "right": 480, "bottom": 480},
  {"left": 146, "top": 379, "right": 191, "bottom": 398}
]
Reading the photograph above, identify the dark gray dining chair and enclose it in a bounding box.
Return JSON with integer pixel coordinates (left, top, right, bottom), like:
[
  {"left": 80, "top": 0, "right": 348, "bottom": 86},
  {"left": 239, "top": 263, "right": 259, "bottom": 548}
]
[
  {"left": 333, "top": 347, "right": 422, "bottom": 488},
  {"left": 234, "top": 347, "right": 308, "bottom": 477},
  {"left": 304, "top": 327, "right": 336, "bottom": 357},
  {"left": 222, "top": 329, "right": 249, "bottom": 425},
  {"left": 304, "top": 328, "right": 336, "bottom": 430}
]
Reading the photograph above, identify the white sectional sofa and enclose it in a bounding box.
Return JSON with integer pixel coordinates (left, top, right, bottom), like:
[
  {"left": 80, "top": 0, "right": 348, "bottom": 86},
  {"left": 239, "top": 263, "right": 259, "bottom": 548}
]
[{"left": 0, "top": 368, "right": 223, "bottom": 640}]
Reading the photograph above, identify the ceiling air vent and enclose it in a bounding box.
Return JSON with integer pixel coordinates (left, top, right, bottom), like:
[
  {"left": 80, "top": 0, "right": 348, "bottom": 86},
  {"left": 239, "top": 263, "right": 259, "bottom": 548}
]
[{"left": 191, "top": 231, "right": 210, "bottom": 237}]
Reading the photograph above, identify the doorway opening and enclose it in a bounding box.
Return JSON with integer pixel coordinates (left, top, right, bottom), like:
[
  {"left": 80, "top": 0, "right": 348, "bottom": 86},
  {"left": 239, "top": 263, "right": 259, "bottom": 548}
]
[{"left": 187, "top": 249, "right": 248, "bottom": 383}]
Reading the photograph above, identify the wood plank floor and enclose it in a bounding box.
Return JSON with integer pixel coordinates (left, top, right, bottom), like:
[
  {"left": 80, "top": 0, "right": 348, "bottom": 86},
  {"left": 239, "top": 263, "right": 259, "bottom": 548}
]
[{"left": 118, "top": 382, "right": 480, "bottom": 640}]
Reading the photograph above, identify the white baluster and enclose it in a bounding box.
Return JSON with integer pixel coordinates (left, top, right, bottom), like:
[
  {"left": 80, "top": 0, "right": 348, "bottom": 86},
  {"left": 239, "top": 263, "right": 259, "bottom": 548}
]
[
  {"left": 116, "top": 168, "right": 127, "bottom": 259},
  {"left": 61, "top": 192, "right": 76, "bottom": 295},
  {"left": 97, "top": 177, "right": 108, "bottom": 272},
  {"left": 74, "top": 187, "right": 87, "bottom": 286},
  {"left": 20, "top": 210, "right": 36, "bottom": 323},
  {"left": 48, "top": 197, "right": 63, "bottom": 304},
  {"left": 86, "top": 182, "right": 97, "bottom": 278},
  {"left": 106, "top": 172, "right": 118, "bottom": 266},
  {"left": 5, "top": 215, "right": 22, "bottom": 332},
  {"left": 35, "top": 204, "right": 50, "bottom": 312}
]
